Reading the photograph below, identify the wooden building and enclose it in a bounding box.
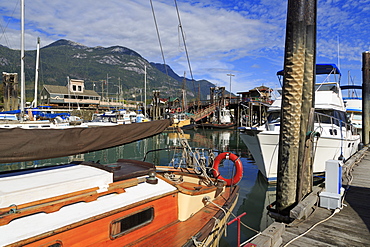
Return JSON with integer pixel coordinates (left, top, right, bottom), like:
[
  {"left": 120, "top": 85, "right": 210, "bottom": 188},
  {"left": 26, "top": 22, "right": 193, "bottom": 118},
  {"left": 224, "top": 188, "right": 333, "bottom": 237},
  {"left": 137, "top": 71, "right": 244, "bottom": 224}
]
[
  {"left": 237, "top": 85, "right": 273, "bottom": 104},
  {"left": 237, "top": 86, "right": 273, "bottom": 127},
  {"left": 40, "top": 79, "right": 101, "bottom": 109}
]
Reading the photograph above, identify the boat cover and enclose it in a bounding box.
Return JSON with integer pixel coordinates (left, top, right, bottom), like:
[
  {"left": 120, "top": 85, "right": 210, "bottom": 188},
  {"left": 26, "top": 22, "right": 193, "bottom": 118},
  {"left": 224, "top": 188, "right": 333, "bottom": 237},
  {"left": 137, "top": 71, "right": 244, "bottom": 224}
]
[
  {"left": 340, "top": 85, "right": 362, "bottom": 90},
  {"left": 276, "top": 64, "right": 341, "bottom": 76},
  {"left": 0, "top": 119, "right": 171, "bottom": 163}
]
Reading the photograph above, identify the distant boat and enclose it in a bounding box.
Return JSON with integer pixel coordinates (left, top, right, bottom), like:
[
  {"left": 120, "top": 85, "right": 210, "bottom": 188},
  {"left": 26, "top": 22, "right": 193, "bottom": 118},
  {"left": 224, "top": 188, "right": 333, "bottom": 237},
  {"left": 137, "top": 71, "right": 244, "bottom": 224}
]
[
  {"left": 239, "top": 64, "right": 361, "bottom": 182},
  {"left": 341, "top": 84, "right": 362, "bottom": 136},
  {"left": 166, "top": 112, "right": 193, "bottom": 130},
  {"left": 0, "top": 109, "right": 78, "bottom": 129},
  {"left": 198, "top": 107, "right": 235, "bottom": 129}
]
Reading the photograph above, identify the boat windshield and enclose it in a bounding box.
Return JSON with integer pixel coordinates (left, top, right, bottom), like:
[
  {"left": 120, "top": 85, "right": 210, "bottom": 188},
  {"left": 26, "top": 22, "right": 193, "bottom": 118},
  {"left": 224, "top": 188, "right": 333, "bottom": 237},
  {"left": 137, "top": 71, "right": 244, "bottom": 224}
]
[
  {"left": 353, "top": 113, "right": 362, "bottom": 121},
  {"left": 91, "top": 116, "right": 117, "bottom": 123},
  {"left": 267, "top": 111, "right": 280, "bottom": 123},
  {"left": 315, "top": 110, "right": 348, "bottom": 126}
]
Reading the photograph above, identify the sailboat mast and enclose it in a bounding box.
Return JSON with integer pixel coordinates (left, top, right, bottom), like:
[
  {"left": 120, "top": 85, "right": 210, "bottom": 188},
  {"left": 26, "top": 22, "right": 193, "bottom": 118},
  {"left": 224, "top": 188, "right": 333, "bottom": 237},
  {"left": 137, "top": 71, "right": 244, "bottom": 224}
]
[
  {"left": 33, "top": 37, "right": 40, "bottom": 107},
  {"left": 182, "top": 71, "right": 186, "bottom": 112},
  {"left": 144, "top": 65, "right": 147, "bottom": 117},
  {"left": 20, "top": 0, "right": 25, "bottom": 119}
]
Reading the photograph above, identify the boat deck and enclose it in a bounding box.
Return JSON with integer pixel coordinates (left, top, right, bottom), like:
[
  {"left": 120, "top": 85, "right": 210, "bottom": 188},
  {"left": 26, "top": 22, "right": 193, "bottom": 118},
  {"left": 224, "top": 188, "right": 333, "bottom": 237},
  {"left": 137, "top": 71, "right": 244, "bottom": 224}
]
[{"left": 281, "top": 147, "right": 370, "bottom": 246}]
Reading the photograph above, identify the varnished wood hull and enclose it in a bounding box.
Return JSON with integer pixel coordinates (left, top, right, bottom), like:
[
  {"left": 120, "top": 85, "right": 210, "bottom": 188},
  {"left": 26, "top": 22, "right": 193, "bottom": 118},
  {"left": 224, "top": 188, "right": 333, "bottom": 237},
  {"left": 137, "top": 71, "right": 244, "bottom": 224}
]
[{"left": 1, "top": 162, "right": 239, "bottom": 247}]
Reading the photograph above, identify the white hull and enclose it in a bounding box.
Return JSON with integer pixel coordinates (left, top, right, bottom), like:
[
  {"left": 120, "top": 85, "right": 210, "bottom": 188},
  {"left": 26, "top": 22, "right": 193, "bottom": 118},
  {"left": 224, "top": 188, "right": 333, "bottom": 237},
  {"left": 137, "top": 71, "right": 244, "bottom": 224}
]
[{"left": 240, "top": 125, "right": 360, "bottom": 182}]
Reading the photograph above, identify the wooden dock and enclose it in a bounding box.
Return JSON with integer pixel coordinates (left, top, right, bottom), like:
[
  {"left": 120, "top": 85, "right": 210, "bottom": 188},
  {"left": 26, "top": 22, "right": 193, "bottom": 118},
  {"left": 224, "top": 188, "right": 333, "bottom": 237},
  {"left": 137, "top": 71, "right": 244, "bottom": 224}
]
[{"left": 280, "top": 147, "right": 370, "bottom": 246}]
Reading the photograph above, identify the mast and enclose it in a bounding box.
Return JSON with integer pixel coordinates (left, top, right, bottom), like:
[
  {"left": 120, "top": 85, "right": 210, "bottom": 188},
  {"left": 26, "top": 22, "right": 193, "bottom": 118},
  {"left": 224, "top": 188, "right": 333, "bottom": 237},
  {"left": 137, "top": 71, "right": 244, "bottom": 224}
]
[
  {"left": 32, "top": 37, "right": 40, "bottom": 108},
  {"left": 67, "top": 76, "right": 70, "bottom": 111},
  {"left": 20, "top": 0, "right": 25, "bottom": 120},
  {"left": 144, "top": 65, "right": 147, "bottom": 117},
  {"left": 182, "top": 71, "right": 186, "bottom": 112}
]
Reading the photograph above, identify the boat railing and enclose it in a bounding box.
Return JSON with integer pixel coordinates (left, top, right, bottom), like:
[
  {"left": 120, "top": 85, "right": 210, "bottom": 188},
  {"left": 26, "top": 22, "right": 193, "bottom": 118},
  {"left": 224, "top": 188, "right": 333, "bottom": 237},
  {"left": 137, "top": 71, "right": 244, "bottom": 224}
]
[{"left": 314, "top": 112, "right": 358, "bottom": 137}]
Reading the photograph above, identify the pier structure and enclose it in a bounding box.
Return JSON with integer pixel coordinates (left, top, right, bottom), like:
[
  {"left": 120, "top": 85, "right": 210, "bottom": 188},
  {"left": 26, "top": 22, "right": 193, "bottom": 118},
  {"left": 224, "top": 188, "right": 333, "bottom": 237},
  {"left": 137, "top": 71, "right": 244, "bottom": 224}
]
[
  {"left": 237, "top": 86, "right": 273, "bottom": 127},
  {"left": 2, "top": 72, "right": 19, "bottom": 111}
]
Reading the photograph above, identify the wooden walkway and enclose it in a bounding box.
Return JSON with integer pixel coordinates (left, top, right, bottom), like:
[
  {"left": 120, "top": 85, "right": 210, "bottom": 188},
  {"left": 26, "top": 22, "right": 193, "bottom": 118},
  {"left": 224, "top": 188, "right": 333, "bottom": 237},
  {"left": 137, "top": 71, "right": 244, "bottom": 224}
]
[
  {"left": 192, "top": 104, "right": 217, "bottom": 122},
  {"left": 281, "top": 147, "right": 370, "bottom": 246}
]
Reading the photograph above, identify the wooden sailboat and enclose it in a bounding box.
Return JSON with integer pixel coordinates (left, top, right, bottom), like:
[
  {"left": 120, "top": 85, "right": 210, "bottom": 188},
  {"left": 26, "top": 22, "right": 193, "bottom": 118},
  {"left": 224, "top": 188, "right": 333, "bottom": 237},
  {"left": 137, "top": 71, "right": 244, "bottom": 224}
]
[
  {"left": 0, "top": 158, "right": 239, "bottom": 247},
  {"left": 0, "top": 120, "right": 241, "bottom": 246}
]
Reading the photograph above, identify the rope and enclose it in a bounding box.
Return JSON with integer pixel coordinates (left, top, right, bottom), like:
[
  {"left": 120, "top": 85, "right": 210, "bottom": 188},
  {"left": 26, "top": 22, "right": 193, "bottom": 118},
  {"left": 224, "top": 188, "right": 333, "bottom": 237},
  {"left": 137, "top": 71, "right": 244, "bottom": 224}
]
[
  {"left": 203, "top": 195, "right": 261, "bottom": 243},
  {"left": 282, "top": 208, "right": 340, "bottom": 247}
]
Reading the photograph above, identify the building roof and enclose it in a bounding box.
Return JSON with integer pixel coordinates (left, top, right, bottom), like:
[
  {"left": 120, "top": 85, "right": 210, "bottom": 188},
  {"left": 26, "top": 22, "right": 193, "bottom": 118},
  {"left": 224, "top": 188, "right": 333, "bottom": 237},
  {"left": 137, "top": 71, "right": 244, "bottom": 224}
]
[{"left": 43, "top": 85, "right": 100, "bottom": 97}]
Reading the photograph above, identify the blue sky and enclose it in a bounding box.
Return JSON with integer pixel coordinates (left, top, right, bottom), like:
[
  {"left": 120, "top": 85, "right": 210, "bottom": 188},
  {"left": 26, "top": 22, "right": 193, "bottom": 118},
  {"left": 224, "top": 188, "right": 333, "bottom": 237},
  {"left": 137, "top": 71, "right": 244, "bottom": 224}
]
[{"left": 0, "top": 0, "right": 369, "bottom": 95}]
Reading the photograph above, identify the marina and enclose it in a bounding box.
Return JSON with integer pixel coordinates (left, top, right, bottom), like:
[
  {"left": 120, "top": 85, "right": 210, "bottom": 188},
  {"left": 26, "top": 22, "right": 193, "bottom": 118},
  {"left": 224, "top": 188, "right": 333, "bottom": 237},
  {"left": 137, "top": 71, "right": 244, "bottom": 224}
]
[{"left": 1, "top": 0, "right": 370, "bottom": 246}]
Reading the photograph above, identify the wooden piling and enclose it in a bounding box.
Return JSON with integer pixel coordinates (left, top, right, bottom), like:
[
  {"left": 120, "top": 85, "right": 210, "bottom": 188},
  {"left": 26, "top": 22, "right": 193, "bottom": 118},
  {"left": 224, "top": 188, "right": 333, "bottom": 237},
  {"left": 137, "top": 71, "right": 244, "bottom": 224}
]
[
  {"left": 276, "top": 0, "right": 307, "bottom": 212},
  {"left": 297, "top": 0, "right": 317, "bottom": 201},
  {"left": 362, "top": 51, "right": 370, "bottom": 145}
]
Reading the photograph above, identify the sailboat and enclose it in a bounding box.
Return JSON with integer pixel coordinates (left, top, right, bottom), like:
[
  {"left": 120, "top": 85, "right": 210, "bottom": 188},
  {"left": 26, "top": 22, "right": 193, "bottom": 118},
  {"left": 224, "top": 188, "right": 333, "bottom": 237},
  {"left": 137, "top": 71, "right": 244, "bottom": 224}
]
[{"left": 0, "top": 118, "right": 241, "bottom": 246}]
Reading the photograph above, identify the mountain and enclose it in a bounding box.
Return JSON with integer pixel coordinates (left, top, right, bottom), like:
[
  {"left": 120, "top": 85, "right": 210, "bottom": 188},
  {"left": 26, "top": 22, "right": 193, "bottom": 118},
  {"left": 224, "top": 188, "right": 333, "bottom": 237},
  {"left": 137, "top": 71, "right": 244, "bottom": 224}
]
[
  {"left": 150, "top": 62, "right": 216, "bottom": 99},
  {"left": 0, "top": 39, "right": 216, "bottom": 102}
]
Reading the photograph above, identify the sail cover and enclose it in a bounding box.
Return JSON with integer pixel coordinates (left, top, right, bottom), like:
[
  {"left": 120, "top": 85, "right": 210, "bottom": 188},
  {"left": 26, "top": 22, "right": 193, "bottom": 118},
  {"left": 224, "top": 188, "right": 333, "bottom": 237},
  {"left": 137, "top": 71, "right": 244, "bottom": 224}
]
[{"left": 0, "top": 119, "right": 171, "bottom": 163}]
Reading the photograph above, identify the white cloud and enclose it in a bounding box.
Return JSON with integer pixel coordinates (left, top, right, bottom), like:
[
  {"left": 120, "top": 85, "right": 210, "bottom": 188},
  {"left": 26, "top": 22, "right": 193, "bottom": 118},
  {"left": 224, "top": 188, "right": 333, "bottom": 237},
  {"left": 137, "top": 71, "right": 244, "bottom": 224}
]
[{"left": 0, "top": 0, "right": 368, "bottom": 92}]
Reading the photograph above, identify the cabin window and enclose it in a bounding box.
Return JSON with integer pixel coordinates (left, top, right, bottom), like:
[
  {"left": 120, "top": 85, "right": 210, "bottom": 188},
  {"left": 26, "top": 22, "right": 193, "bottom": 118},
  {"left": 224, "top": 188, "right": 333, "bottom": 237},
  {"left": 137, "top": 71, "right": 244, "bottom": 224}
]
[
  {"left": 78, "top": 85, "right": 82, "bottom": 92},
  {"left": 111, "top": 207, "right": 154, "bottom": 239},
  {"left": 48, "top": 243, "right": 62, "bottom": 247},
  {"left": 72, "top": 85, "right": 77, "bottom": 91}
]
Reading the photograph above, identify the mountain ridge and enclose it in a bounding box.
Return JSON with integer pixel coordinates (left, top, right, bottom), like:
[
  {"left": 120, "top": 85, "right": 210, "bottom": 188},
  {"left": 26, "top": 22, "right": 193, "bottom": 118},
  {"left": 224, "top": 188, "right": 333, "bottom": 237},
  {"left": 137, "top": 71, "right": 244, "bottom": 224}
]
[{"left": 0, "top": 39, "right": 216, "bottom": 101}]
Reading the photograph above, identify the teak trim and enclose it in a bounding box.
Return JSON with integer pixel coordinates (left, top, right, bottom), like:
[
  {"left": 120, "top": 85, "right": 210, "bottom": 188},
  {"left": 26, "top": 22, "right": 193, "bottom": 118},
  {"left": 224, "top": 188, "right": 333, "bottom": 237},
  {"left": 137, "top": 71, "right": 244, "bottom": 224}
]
[{"left": 0, "top": 177, "right": 143, "bottom": 226}]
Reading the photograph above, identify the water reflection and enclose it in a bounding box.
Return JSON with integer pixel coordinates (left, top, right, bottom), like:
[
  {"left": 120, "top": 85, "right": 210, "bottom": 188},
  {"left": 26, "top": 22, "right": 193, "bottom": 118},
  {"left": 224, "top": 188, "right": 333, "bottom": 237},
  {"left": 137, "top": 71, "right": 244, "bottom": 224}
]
[{"left": 0, "top": 128, "right": 275, "bottom": 246}]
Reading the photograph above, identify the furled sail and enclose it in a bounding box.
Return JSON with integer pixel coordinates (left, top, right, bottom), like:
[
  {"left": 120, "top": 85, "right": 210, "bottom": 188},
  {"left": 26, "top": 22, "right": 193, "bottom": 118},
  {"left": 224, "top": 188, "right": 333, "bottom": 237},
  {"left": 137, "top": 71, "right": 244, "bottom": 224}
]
[{"left": 0, "top": 119, "right": 171, "bottom": 163}]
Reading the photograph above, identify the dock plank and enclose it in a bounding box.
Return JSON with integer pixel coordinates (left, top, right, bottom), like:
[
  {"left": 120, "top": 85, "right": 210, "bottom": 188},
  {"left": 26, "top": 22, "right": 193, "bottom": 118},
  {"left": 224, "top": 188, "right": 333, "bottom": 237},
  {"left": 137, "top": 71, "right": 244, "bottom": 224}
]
[{"left": 281, "top": 148, "right": 370, "bottom": 246}]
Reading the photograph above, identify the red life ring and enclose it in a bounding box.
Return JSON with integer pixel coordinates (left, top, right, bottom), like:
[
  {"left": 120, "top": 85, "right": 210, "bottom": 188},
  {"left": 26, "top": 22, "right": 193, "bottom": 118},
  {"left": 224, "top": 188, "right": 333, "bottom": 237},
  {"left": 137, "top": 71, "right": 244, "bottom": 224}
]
[{"left": 212, "top": 152, "right": 243, "bottom": 186}]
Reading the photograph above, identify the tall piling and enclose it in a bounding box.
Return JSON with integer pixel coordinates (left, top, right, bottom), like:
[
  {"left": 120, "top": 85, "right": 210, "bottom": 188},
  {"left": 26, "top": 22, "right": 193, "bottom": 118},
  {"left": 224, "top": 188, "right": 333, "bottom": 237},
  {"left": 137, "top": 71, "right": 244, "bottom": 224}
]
[
  {"left": 276, "top": 0, "right": 307, "bottom": 212},
  {"left": 297, "top": 0, "right": 317, "bottom": 201},
  {"left": 362, "top": 51, "right": 370, "bottom": 145}
]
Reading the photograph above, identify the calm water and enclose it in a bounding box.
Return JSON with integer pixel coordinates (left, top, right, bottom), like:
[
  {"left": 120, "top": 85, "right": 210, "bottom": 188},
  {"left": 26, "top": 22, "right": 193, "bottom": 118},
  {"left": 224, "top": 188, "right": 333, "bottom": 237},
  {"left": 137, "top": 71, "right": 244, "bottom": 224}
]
[{"left": 0, "top": 128, "right": 275, "bottom": 246}]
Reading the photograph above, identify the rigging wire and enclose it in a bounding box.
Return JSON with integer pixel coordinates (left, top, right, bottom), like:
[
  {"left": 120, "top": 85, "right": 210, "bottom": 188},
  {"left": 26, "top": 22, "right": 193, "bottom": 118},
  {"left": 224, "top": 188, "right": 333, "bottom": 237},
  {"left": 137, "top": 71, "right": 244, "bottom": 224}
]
[
  {"left": 174, "top": 0, "right": 193, "bottom": 81},
  {"left": 0, "top": 1, "right": 19, "bottom": 49},
  {"left": 173, "top": 0, "right": 197, "bottom": 96},
  {"left": 149, "top": 0, "right": 169, "bottom": 78}
]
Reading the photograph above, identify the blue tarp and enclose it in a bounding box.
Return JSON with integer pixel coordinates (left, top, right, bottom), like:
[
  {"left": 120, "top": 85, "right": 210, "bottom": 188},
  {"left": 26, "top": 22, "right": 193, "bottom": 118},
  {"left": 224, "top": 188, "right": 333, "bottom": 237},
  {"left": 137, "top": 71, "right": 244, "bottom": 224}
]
[{"left": 0, "top": 110, "right": 21, "bottom": 114}]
